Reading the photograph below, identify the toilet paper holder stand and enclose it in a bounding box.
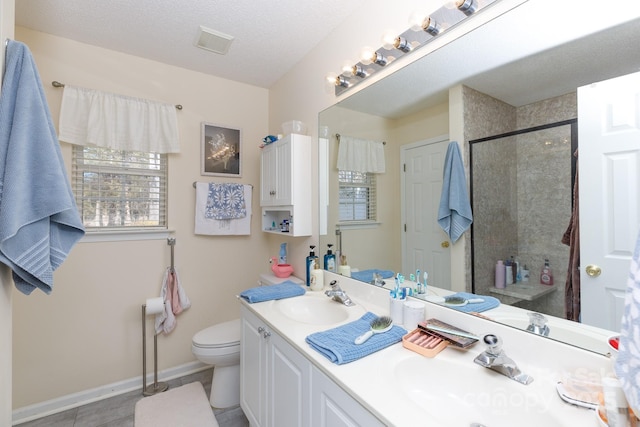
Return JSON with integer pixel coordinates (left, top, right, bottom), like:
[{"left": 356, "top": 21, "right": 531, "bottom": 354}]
[{"left": 141, "top": 302, "right": 169, "bottom": 396}]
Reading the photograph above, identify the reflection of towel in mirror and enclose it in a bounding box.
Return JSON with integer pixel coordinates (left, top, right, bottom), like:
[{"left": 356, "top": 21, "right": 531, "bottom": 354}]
[
  {"left": 155, "top": 267, "right": 191, "bottom": 334},
  {"left": 438, "top": 141, "right": 473, "bottom": 243},
  {"left": 615, "top": 228, "right": 640, "bottom": 417},
  {"left": 0, "top": 40, "right": 85, "bottom": 295}
]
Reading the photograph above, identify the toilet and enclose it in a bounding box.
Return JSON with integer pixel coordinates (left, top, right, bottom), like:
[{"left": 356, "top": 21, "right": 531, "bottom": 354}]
[{"left": 191, "top": 318, "right": 241, "bottom": 408}]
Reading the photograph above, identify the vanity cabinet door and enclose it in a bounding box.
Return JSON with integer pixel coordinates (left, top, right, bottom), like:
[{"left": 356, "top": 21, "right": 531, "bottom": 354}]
[
  {"left": 240, "top": 309, "right": 268, "bottom": 427},
  {"left": 267, "top": 331, "right": 312, "bottom": 427},
  {"left": 311, "top": 366, "right": 385, "bottom": 427}
]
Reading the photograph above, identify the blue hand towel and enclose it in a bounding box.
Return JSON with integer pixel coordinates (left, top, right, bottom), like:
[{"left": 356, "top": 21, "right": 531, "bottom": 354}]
[
  {"left": 438, "top": 141, "right": 473, "bottom": 243},
  {"left": 350, "top": 269, "right": 395, "bottom": 283},
  {"left": 239, "top": 281, "right": 305, "bottom": 303},
  {"left": 0, "top": 40, "right": 85, "bottom": 295},
  {"left": 205, "top": 183, "right": 247, "bottom": 220},
  {"left": 306, "top": 312, "right": 407, "bottom": 365},
  {"left": 446, "top": 292, "right": 500, "bottom": 313}
]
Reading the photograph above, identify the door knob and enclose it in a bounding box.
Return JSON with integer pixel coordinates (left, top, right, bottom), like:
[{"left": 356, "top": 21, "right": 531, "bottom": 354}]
[
  {"left": 441, "top": 241, "right": 450, "bottom": 248},
  {"left": 585, "top": 265, "right": 601, "bottom": 277}
]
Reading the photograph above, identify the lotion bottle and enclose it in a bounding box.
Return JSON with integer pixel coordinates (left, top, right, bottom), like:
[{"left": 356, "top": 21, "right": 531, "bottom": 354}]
[
  {"left": 324, "top": 244, "right": 336, "bottom": 272},
  {"left": 310, "top": 259, "right": 324, "bottom": 291},
  {"left": 305, "top": 245, "right": 318, "bottom": 287},
  {"left": 540, "top": 258, "right": 554, "bottom": 285},
  {"left": 505, "top": 258, "right": 513, "bottom": 286}
]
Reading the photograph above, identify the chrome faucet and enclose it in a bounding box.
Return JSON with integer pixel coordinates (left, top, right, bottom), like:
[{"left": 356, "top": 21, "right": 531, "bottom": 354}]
[
  {"left": 473, "top": 334, "right": 533, "bottom": 385},
  {"left": 325, "top": 280, "right": 355, "bottom": 306},
  {"left": 526, "top": 312, "right": 550, "bottom": 336}
]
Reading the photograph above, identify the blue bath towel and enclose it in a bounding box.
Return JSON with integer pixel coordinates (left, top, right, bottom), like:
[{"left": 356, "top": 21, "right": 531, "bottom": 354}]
[
  {"left": 239, "top": 281, "right": 305, "bottom": 303},
  {"left": 350, "top": 269, "right": 395, "bottom": 283},
  {"left": 306, "top": 312, "right": 407, "bottom": 365},
  {"left": 438, "top": 141, "right": 473, "bottom": 243},
  {"left": 0, "top": 40, "right": 85, "bottom": 295},
  {"left": 445, "top": 292, "right": 500, "bottom": 313}
]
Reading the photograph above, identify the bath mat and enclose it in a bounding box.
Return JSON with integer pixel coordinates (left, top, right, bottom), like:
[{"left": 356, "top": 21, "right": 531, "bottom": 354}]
[{"left": 134, "top": 381, "right": 219, "bottom": 427}]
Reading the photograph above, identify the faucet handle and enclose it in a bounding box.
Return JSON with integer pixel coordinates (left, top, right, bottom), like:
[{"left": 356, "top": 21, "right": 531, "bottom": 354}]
[{"left": 483, "top": 334, "right": 503, "bottom": 356}]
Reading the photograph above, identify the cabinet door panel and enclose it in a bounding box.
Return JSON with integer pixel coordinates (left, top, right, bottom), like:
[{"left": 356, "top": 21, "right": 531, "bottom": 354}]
[
  {"left": 268, "top": 333, "right": 311, "bottom": 427},
  {"left": 240, "top": 312, "right": 266, "bottom": 426}
]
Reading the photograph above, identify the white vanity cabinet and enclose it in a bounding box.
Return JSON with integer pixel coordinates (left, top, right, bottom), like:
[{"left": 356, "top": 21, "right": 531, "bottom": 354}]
[
  {"left": 240, "top": 306, "right": 384, "bottom": 427},
  {"left": 240, "top": 306, "right": 311, "bottom": 427},
  {"left": 260, "top": 134, "right": 311, "bottom": 236}
]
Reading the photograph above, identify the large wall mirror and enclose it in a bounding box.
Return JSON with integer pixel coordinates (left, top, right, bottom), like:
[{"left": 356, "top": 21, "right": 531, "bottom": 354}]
[{"left": 318, "top": 1, "right": 640, "bottom": 354}]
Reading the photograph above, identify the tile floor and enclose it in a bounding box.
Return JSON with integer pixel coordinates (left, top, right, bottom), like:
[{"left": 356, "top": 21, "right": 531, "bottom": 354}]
[{"left": 15, "top": 368, "right": 249, "bottom": 427}]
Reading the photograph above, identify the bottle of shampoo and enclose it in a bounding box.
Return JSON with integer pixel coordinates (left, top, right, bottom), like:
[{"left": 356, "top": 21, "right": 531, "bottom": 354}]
[
  {"left": 310, "top": 259, "right": 324, "bottom": 291},
  {"left": 505, "top": 258, "right": 513, "bottom": 286},
  {"left": 279, "top": 242, "right": 287, "bottom": 264},
  {"left": 540, "top": 258, "right": 554, "bottom": 285},
  {"left": 495, "top": 260, "right": 506, "bottom": 289},
  {"left": 324, "top": 244, "right": 336, "bottom": 272},
  {"left": 305, "top": 245, "right": 318, "bottom": 287}
]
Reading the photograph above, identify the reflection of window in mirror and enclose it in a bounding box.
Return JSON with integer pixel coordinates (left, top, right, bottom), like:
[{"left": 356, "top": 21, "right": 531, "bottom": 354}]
[{"left": 338, "top": 171, "right": 376, "bottom": 222}]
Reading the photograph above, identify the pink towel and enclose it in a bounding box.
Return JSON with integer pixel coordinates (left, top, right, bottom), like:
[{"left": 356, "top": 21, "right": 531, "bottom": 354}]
[{"left": 155, "top": 267, "right": 191, "bottom": 334}]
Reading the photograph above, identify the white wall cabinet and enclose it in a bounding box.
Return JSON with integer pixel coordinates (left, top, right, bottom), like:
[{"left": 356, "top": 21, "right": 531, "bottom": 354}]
[
  {"left": 260, "top": 134, "right": 311, "bottom": 236},
  {"left": 240, "top": 306, "right": 383, "bottom": 427}
]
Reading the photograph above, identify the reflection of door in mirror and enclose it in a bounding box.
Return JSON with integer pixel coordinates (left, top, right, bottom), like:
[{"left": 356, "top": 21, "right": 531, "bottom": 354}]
[{"left": 401, "top": 136, "right": 451, "bottom": 289}]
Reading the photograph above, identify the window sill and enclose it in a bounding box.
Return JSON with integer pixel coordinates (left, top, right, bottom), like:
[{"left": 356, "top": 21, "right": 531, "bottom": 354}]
[
  {"left": 337, "top": 222, "right": 381, "bottom": 231},
  {"left": 80, "top": 229, "right": 174, "bottom": 243}
]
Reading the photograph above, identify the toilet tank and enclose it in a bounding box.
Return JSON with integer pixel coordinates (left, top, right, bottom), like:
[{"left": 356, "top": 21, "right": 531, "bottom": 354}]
[{"left": 259, "top": 273, "right": 303, "bottom": 286}]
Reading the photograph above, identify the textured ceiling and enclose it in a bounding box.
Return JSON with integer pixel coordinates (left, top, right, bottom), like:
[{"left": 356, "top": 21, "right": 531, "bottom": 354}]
[{"left": 15, "top": 0, "right": 367, "bottom": 88}]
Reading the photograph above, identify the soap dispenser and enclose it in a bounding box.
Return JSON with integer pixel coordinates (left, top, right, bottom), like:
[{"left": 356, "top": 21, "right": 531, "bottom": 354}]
[
  {"left": 305, "top": 245, "right": 318, "bottom": 287},
  {"left": 540, "top": 258, "right": 554, "bottom": 285},
  {"left": 338, "top": 254, "right": 351, "bottom": 277},
  {"left": 324, "top": 244, "right": 336, "bottom": 272},
  {"left": 310, "top": 259, "right": 324, "bottom": 291}
]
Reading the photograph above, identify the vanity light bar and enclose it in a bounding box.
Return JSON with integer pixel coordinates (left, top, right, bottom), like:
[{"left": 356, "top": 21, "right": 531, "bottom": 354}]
[{"left": 330, "top": 0, "right": 498, "bottom": 96}]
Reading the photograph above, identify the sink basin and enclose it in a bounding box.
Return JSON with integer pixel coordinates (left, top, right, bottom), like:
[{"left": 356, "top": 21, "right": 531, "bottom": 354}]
[
  {"left": 394, "top": 357, "right": 564, "bottom": 427},
  {"left": 273, "top": 294, "right": 352, "bottom": 325}
]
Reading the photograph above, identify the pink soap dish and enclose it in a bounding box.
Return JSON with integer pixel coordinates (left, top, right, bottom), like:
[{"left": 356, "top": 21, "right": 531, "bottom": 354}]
[{"left": 402, "top": 328, "right": 448, "bottom": 358}]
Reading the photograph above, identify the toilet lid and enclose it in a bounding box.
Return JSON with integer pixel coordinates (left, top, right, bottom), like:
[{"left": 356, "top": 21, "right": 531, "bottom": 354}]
[{"left": 193, "top": 318, "right": 241, "bottom": 348}]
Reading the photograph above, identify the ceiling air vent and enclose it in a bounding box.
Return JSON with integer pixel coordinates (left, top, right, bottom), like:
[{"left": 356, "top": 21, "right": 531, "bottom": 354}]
[{"left": 195, "top": 25, "right": 234, "bottom": 55}]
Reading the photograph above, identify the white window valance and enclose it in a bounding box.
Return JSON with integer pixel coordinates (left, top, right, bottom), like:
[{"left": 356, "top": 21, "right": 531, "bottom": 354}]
[
  {"left": 58, "top": 85, "right": 180, "bottom": 153},
  {"left": 336, "top": 135, "right": 385, "bottom": 173}
]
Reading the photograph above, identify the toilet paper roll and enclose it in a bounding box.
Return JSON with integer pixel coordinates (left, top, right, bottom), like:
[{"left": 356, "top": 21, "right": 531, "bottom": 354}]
[{"left": 145, "top": 297, "right": 165, "bottom": 315}]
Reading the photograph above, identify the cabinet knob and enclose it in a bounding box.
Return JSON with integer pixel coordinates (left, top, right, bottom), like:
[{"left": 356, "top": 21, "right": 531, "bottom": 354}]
[
  {"left": 263, "top": 331, "right": 271, "bottom": 339},
  {"left": 258, "top": 326, "right": 265, "bottom": 333},
  {"left": 270, "top": 190, "right": 276, "bottom": 196}
]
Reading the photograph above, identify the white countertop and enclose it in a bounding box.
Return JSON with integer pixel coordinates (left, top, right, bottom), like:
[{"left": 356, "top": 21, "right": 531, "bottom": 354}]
[{"left": 240, "top": 273, "right": 612, "bottom": 426}]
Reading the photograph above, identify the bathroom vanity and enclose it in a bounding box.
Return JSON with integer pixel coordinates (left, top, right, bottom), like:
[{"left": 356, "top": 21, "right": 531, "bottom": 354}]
[{"left": 239, "top": 273, "right": 611, "bottom": 426}]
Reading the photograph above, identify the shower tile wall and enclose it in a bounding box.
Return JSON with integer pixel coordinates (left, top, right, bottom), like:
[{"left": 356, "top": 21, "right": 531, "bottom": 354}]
[{"left": 463, "top": 87, "right": 576, "bottom": 319}]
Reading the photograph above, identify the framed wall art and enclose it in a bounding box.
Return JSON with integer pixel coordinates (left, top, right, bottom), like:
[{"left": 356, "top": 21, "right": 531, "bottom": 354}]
[{"left": 201, "top": 122, "right": 241, "bottom": 177}]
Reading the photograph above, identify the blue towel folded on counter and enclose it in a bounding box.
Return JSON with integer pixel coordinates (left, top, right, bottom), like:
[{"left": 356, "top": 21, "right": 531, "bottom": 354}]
[
  {"left": 239, "top": 281, "right": 305, "bottom": 303},
  {"left": 350, "top": 269, "right": 395, "bottom": 283},
  {"left": 447, "top": 292, "right": 500, "bottom": 313},
  {"left": 306, "top": 312, "right": 407, "bottom": 365}
]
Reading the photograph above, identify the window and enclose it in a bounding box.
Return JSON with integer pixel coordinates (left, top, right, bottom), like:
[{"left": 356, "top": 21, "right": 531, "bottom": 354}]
[
  {"left": 72, "top": 146, "right": 168, "bottom": 231},
  {"left": 338, "top": 171, "right": 377, "bottom": 222}
]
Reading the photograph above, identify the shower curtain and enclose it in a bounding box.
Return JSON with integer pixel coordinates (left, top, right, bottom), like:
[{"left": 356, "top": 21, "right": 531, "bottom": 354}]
[{"left": 562, "top": 149, "right": 580, "bottom": 321}]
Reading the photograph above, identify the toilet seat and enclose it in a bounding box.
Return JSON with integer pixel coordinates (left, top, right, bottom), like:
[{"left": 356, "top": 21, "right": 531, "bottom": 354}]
[{"left": 192, "top": 318, "right": 241, "bottom": 349}]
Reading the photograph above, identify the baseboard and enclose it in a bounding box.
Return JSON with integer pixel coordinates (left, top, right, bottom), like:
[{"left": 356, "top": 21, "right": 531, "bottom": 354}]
[{"left": 12, "top": 361, "right": 209, "bottom": 425}]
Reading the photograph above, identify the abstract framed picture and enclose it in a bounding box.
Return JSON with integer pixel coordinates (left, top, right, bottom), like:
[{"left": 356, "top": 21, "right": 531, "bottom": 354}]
[{"left": 201, "top": 122, "right": 241, "bottom": 177}]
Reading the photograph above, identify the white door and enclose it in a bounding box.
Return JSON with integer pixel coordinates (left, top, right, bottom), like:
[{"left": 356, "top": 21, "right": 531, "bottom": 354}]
[
  {"left": 401, "top": 135, "right": 451, "bottom": 289},
  {"left": 579, "top": 71, "right": 640, "bottom": 331}
]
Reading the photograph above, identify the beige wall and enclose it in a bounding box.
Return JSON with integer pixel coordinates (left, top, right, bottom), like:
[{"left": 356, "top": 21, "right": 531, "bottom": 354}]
[
  {"left": 1, "top": 0, "right": 16, "bottom": 424},
  {"left": 12, "top": 27, "right": 270, "bottom": 408}
]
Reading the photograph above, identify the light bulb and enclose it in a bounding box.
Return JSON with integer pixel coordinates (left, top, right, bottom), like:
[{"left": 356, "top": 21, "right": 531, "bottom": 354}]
[
  {"left": 381, "top": 30, "right": 398, "bottom": 50},
  {"left": 360, "top": 46, "right": 376, "bottom": 65},
  {"left": 341, "top": 61, "right": 354, "bottom": 77},
  {"left": 408, "top": 11, "right": 427, "bottom": 32}
]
